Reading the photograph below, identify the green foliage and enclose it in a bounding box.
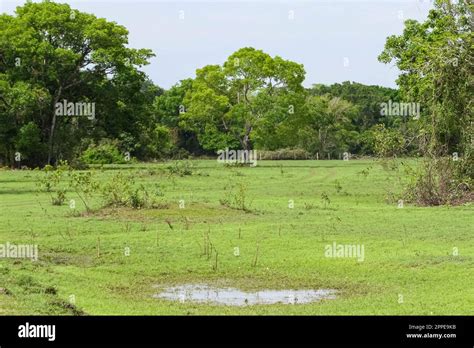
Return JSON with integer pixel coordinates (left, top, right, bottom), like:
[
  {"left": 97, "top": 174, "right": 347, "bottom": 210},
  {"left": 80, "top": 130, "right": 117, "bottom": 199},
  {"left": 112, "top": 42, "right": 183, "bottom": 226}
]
[
  {"left": 220, "top": 181, "right": 252, "bottom": 212},
  {"left": 15, "top": 122, "right": 46, "bottom": 166},
  {"left": 51, "top": 190, "right": 66, "bottom": 206},
  {"left": 37, "top": 161, "right": 70, "bottom": 205},
  {"left": 294, "top": 95, "right": 358, "bottom": 156},
  {"left": 38, "top": 161, "right": 165, "bottom": 210},
  {"left": 403, "top": 156, "right": 473, "bottom": 206},
  {"left": 379, "top": 0, "right": 473, "bottom": 205},
  {"left": 180, "top": 47, "right": 306, "bottom": 152},
  {"left": 258, "top": 148, "right": 310, "bottom": 160},
  {"left": 166, "top": 160, "right": 195, "bottom": 176},
  {"left": 68, "top": 171, "right": 99, "bottom": 212},
  {"left": 141, "top": 125, "right": 174, "bottom": 159},
  {"left": 154, "top": 79, "right": 193, "bottom": 128},
  {"left": 0, "top": 78, "right": 50, "bottom": 166},
  {"left": 372, "top": 124, "right": 405, "bottom": 157},
  {"left": 37, "top": 160, "right": 99, "bottom": 208},
  {"left": 80, "top": 140, "right": 126, "bottom": 165},
  {"left": 101, "top": 172, "right": 165, "bottom": 209},
  {"left": 101, "top": 172, "right": 133, "bottom": 207},
  {"left": 379, "top": 0, "right": 472, "bottom": 156},
  {"left": 310, "top": 81, "right": 399, "bottom": 129},
  {"left": 0, "top": 1, "right": 154, "bottom": 166}
]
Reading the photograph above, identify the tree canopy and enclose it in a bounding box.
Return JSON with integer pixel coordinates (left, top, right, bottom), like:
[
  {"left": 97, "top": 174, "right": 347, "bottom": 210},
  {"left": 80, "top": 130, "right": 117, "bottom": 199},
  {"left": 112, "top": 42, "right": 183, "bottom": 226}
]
[
  {"left": 0, "top": 0, "right": 471, "bottom": 172},
  {"left": 0, "top": 1, "right": 155, "bottom": 166},
  {"left": 180, "top": 47, "right": 306, "bottom": 151}
]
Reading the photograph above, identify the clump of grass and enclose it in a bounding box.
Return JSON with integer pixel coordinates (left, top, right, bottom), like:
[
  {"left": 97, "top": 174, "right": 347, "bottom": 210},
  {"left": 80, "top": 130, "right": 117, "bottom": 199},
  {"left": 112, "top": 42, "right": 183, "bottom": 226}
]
[
  {"left": 101, "top": 172, "right": 165, "bottom": 209},
  {"left": 321, "top": 192, "right": 331, "bottom": 209},
  {"left": 201, "top": 227, "right": 212, "bottom": 259},
  {"left": 252, "top": 240, "right": 260, "bottom": 267},
  {"left": 220, "top": 181, "right": 253, "bottom": 212},
  {"left": 212, "top": 248, "right": 219, "bottom": 272},
  {"left": 17, "top": 275, "right": 43, "bottom": 293},
  {"left": 181, "top": 216, "right": 192, "bottom": 230},
  {"left": 51, "top": 189, "right": 66, "bottom": 206},
  {"left": 166, "top": 160, "right": 195, "bottom": 176},
  {"left": 48, "top": 299, "right": 85, "bottom": 316},
  {"left": 403, "top": 157, "right": 473, "bottom": 206},
  {"left": 37, "top": 161, "right": 69, "bottom": 206},
  {"left": 69, "top": 171, "right": 99, "bottom": 212}
]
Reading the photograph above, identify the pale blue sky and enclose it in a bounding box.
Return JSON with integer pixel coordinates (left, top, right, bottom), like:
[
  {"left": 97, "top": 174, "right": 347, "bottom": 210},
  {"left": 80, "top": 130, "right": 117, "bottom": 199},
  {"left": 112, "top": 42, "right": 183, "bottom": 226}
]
[{"left": 2, "top": 0, "right": 433, "bottom": 89}]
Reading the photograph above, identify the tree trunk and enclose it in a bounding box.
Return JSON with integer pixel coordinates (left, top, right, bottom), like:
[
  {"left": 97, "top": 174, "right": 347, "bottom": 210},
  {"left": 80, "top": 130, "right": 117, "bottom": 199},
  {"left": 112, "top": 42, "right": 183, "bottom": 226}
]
[
  {"left": 47, "top": 112, "right": 56, "bottom": 165},
  {"left": 47, "top": 87, "right": 62, "bottom": 164},
  {"left": 241, "top": 124, "right": 252, "bottom": 150}
]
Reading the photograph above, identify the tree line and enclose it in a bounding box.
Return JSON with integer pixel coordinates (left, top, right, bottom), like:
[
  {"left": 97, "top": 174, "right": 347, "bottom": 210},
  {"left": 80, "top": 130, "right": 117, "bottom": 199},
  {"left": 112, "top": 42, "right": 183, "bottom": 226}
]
[{"left": 0, "top": 1, "right": 471, "bottom": 170}]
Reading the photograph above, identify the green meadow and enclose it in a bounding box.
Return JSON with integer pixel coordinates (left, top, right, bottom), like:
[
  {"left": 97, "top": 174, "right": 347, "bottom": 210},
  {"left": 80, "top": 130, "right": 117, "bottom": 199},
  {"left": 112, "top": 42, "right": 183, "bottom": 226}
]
[{"left": 0, "top": 159, "right": 472, "bottom": 315}]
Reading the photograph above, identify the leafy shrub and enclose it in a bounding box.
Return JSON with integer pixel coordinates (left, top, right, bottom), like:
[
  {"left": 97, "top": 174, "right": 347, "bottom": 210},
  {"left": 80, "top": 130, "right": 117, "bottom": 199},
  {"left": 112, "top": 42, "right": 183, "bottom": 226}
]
[
  {"left": 101, "top": 172, "right": 166, "bottom": 209},
  {"left": 37, "top": 161, "right": 167, "bottom": 210},
  {"left": 80, "top": 140, "right": 126, "bottom": 164},
  {"left": 142, "top": 125, "right": 174, "bottom": 159},
  {"left": 321, "top": 192, "right": 331, "bottom": 208},
  {"left": 372, "top": 124, "right": 405, "bottom": 157},
  {"left": 37, "top": 162, "right": 68, "bottom": 193},
  {"left": 69, "top": 158, "right": 89, "bottom": 170},
  {"left": 166, "top": 160, "right": 195, "bottom": 176},
  {"left": 128, "top": 185, "right": 152, "bottom": 209},
  {"left": 37, "top": 161, "right": 70, "bottom": 205},
  {"left": 220, "top": 181, "right": 252, "bottom": 212},
  {"left": 51, "top": 189, "right": 66, "bottom": 206},
  {"left": 258, "top": 148, "right": 310, "bottom": 160},
  {"left": 68, "top": 171, "right": 99, "bottom": 212},
  {"left": 101, "top": 172, "right": 132, "bottom": 207},
  {"left": 403, "top": 155, "right": 473, "bottom": 206},
  {"left": 171, "top": 148, "right": 191, "bottom": 160},
  {"left": 15, "top": 122, "right": 47, "bottom": 167}
]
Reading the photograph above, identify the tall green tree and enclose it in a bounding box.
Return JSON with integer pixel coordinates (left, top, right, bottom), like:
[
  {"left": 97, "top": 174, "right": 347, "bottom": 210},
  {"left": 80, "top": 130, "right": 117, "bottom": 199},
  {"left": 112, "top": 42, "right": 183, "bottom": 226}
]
[
  {"left": 378, "top": 0, "right": 473, "bottom": 156},
  {"left": 180, "top": 47, "right": 306, "bottom": 151},
  {"left": 153, "top": 79, "right": 202, "bottom": 155},
  {"left": 296, "top": 95, "right": 358, "bottom": 156},
  {"left": 379, "top": 0, "right": 473, "bottom": 204},
  {"left": 0, "top": 1, "right": 154, "bottom": 165}
]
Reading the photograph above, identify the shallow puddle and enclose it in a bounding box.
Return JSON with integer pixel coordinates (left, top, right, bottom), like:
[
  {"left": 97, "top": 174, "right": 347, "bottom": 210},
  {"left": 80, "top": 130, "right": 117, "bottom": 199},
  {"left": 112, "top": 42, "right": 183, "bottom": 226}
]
[{"left": 153, "top": 284, "right": 337, "bottom": 306}]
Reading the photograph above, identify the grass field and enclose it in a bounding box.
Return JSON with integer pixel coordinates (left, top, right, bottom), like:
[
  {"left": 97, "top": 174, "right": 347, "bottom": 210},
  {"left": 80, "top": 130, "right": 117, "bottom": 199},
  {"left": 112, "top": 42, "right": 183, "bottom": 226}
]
[{"left": 0, "top": 159, "right": 472, "bottom": 315}]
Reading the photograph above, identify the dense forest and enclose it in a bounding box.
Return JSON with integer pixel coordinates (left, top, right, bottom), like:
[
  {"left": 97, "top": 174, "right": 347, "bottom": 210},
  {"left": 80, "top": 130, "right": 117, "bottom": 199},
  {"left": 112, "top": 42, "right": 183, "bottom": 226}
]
[{"left": 0, "top": 1, "right": 471, "bottom": 171}]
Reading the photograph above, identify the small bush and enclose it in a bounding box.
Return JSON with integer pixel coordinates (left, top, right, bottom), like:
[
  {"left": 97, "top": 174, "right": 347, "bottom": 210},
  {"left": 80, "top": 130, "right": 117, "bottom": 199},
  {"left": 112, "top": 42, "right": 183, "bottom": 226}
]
[
  {"left": 258, "top": 148, "right": 310, "bottom": 160},
  {"left": 51, "top": 190, "right": 66, "bottom": 206},
  {"left": 81, "top": 140, "right": 126, "bottom": 165},
  {"left": 403, "top": 156, "right": 473, "bottom": 206},
  {"left": 69, "top": 158, "right": 89, "bottom": 170},
  {"left": 166, "top": 160, "right": 195, "bottom": 176},
  {"left": 68, "top": 171, "right": 99, "bottom": 212},
  {"left": 101, "top": 172, "right": 165, "bottom": 209},
  {"left": 37, "top": 161, "right": 70, "bottom": 206},
  {"left": 220, "top": 181, "right": 252, "bottom": 212},
  {"left": 15, "top": 122, "right": 47, "bottom": 167},
  {"left": 372, "top": 124, "right": 405, "bottom": 157}
]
